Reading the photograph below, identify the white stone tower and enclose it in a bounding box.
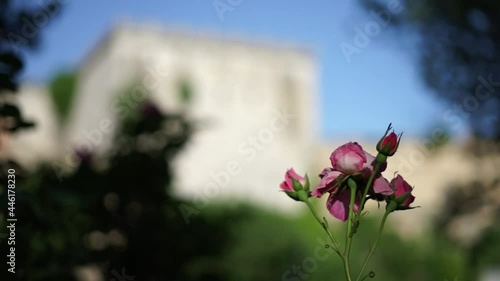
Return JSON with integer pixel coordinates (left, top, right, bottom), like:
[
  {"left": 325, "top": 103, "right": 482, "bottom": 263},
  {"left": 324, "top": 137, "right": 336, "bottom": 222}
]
[{"left": 64, "top": 22, "right": 319, "bottom": 210}]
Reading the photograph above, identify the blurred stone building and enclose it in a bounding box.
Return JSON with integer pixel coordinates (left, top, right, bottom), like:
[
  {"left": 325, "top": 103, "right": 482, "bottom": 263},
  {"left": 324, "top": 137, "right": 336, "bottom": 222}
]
[{"left": 13, "top": 22, "right": 319, "bottom": 211}]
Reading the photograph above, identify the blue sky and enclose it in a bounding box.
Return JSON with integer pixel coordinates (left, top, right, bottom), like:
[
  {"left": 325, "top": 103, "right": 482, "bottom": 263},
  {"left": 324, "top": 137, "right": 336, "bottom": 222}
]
[{"left": 21, "top": 0, "right": 452, "bottom": 139}]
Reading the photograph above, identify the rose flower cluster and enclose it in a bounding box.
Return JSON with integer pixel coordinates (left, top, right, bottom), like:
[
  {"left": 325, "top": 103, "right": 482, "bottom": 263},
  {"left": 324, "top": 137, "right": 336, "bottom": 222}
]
[{"left": 280, "top": 127, "right": 415, "bottom": 221}]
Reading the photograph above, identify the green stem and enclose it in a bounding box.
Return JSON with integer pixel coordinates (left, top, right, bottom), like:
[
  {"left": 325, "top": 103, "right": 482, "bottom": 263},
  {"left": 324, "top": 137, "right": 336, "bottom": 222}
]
[
  {"left": 343, "top": 179, "right": 357, "bottom": 281},
  {"left": 357, "top": 163, "right": 380, "bottom": 220},
  {"left": 346, "top": 179, "right": 358, "bottom": 243},
  {"left": 355, "top": 210, "right": 390, "bottom": 281},
  {"left": 343, "top": 257, "right": 353, "bottom": 281},
  {"left": 304, "top": 199, "right": 342, "bottom": 257}
]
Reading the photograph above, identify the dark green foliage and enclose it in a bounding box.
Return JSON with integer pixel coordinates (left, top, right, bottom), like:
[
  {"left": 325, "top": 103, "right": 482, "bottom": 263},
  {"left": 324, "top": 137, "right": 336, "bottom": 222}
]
[
  {"left": 0, "top": 0, "right": 62, "bottom": 121},
  {"left": 0, "top": 99, "right": 316, "bottom": 281}
]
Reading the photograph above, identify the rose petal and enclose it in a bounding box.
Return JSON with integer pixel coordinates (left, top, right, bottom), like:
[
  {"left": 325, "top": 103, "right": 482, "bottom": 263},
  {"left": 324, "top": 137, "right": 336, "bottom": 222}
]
[
  {"left": 330, "top": 142, "right": 367, "bottom": 175},
  {"left": 280, "top": 181, "right": 293, "bottom": 192},
  {"left": 319, "top": 167, "right": 334, "bottom": 179},
  {"left": 362, "top": 151, "right": 387, "bottom": 177},
  {"left": 287, "top": 168, "right": 305, "bottom": 183},
  {"left": 312, "top": 170, "right": 342, "bottom": 197},
  {"left": 326, "top": 188, "right": 360, "bottom": 222},
  {"left": 372, "top": 176, "right": 393, "bottom": 195}
]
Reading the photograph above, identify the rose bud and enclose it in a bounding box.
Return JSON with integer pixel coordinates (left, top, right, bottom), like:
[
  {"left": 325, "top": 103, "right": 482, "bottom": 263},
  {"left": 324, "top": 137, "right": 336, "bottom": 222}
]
[
  {"left": 280, "top": 168, "right": 310, "bottom": 201},
  {"left": 376, "top": 124, "right": 401, "bottom": 157},
  {"left": 387, "top": 175, "right": 415, "bottom": 211}
]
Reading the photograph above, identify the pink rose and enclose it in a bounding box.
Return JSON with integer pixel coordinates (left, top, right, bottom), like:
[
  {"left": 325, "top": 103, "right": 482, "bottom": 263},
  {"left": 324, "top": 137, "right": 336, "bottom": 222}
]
[
  {"left": 280, "top": 168, "right": 306, "bottom": 192},
  {"left": 313, "top": 141, "right": 394, "bottom": 221},
  {"left": 391, "top": 175, "right": 415, "bottom": 208},
  {"left": 330, "top": 142, "right": 367, "bottom": 174},
  {"left": 313, "top": 143, "right": 392, "bottom": 198}
]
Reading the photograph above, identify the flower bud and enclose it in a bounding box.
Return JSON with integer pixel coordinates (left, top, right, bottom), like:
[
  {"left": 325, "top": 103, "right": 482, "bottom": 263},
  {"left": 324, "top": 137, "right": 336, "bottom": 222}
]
[
  {"left": 279, "top": 169, "right": 310, "bottom": 201},
  {"left": 387, "top": 175, "right": 416, "bottom": 211},
  {"left": 376, "top": 124, "right": 401, "bottom": 156}
]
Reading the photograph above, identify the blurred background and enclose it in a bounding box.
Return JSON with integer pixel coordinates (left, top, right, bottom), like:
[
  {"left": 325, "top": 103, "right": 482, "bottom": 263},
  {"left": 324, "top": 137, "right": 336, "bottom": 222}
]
[{"left": 1, "top": 0, "right": 500, "bottom": 280}]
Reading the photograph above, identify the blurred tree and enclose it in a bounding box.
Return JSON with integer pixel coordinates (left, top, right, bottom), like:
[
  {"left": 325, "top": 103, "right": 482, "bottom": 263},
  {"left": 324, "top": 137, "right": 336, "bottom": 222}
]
[
  {"left": 434, "top": 176, "right": 500, "bottom": 279},
  {"left": 0, "top": 0, "right": 62, "bottom": 130},
  {"left": 0, "top": 99, "right": 200, "bottom": 280},
  {"left": 361, "top": 0, "right": 500, "bottom": 139},
  {"left": 0, "top": 1, "right": 62, "bottom": 277},
  {"left": 360, "top": 1, "right": 500, "bottom": 278}
]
